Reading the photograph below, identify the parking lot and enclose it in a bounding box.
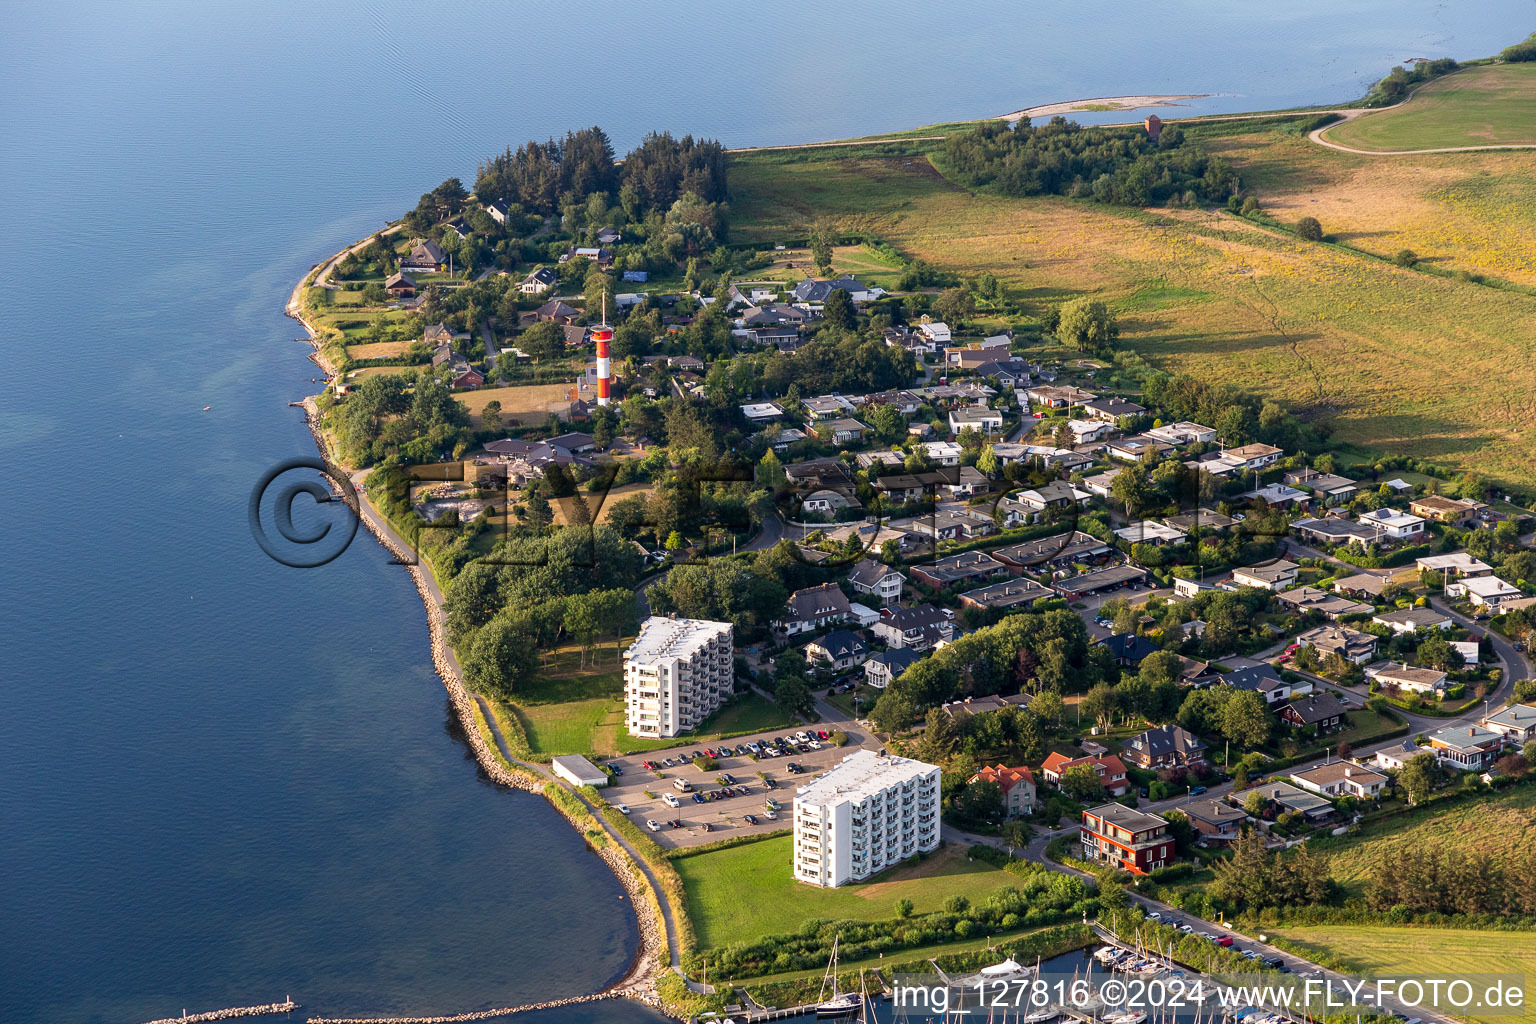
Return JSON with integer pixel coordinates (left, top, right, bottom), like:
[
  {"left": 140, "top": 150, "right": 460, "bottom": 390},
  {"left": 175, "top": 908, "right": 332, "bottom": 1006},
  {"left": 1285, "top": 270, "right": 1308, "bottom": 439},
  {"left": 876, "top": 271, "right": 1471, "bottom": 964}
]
[{"left": 598, "top": 723, "right": 880, "bottom": 849}]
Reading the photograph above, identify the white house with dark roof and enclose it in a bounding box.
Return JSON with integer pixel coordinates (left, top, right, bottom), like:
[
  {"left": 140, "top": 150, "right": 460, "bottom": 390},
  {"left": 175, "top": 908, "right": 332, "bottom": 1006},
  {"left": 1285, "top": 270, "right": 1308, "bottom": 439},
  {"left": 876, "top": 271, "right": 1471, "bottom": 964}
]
[
  {"left": 848, "top": 558, "right": 905, "bottom": 605},
  {"left": 776, "top": 583, "right": 852, "bottom": 636},
  {"left": 1482, "top": 703, "right": 1536, "bottom": 744}
]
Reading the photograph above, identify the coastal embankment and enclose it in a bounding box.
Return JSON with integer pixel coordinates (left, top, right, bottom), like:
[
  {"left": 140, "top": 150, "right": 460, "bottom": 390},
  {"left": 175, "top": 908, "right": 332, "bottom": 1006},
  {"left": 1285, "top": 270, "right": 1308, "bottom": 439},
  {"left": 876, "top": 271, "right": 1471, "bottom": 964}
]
[
  {"left": 305, "top": 991, "right": 618, "bottom": 1024},
  {"left": 140, "top": 1002, "right": 298, "bottom": 1024},
  {"left": 286, "top": 270, "right": 675, "bottom": 1019}
]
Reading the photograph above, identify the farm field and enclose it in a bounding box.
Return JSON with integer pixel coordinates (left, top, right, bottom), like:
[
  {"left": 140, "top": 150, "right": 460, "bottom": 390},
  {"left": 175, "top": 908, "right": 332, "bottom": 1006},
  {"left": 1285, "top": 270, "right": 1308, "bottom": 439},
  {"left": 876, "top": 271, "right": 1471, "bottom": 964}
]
[
  {"left": 1307, "top": 786, "right": 1536, "bottom": 894},
  {"left": 346, "top": 340, "right": 418, "bottom": 360},
  {"left": 674, "top": 837, "right": 1023, "bottom": 948},
  {"left": 1324, "top": 64, "right": 1536, "bottom": 152},
  {"left": 1208, "top": 130, "right": 1536, "bottom": 286},
  {"left": 728, "top": 150, "right": 1536, "bottom": 488},
  {"left": 1265, "top": 925, "right": 1536, "bottom": 1024}
]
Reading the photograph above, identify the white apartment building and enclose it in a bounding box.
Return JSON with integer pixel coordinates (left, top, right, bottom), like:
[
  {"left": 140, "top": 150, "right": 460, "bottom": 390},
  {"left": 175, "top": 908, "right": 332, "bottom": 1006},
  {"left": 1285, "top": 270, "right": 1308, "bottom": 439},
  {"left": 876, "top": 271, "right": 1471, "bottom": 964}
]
[
  {"left": 793, "top": 749, "right": 941, "bottom": 888},
  {"left": 623, "top": 616, "right": 734, "bottom": 738}
]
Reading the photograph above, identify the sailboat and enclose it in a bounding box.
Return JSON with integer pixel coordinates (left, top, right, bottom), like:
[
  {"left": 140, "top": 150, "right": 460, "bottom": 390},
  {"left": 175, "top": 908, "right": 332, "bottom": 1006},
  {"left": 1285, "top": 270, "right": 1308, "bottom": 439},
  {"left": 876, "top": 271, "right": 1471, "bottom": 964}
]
[{"left": 814, "top": 935, "right": 861, "bottom": 1018}]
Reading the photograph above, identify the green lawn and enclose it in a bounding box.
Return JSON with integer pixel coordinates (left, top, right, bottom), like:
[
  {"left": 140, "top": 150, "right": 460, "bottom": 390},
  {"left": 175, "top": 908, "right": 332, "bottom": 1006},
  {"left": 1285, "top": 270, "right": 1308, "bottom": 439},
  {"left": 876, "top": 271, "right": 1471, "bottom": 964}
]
[
  {"left": 1264, "top": 925, "right": 1536, "bottom": 1024},
  {"left": 592, "top": 691, "right": 797, "bottom": 755},
  {"left": 674, "top": 837, "right": 1025, "bottom": 949},
  {"left": 1326, "top": 64, "right": 1536, "bottom": 151}
]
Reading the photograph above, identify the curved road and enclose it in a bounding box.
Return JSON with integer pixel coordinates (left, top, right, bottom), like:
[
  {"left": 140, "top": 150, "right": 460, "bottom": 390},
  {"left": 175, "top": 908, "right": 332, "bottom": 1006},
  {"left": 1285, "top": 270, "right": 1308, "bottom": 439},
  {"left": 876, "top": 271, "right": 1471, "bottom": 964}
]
[{"left": 1310, "top": 66, "right": 1536, "bottom": 155}]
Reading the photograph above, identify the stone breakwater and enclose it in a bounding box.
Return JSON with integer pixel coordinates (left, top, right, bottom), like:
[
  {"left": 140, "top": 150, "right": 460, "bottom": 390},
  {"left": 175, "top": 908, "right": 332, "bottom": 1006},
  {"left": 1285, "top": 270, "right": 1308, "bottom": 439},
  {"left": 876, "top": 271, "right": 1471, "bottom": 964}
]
[
  {"left": 289, "top": 277, "right": 670, "bottom": 1012},
  {"left": 306, "top": 990, "right": 617, "bottom": 1023},
  {"left": 141, "top": 1002, "right": 298, "bottom": 1024}
]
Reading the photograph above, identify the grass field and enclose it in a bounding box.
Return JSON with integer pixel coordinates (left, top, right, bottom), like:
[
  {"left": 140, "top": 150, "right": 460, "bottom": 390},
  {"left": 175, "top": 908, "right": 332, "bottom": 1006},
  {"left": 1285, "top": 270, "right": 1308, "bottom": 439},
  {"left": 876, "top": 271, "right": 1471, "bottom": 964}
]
[
  {"left": 1307, "top": 786, "right": 1536, "bottom": 895},
  {"left": 1264, "top": 925, "right": 1536, "bottom": 1024},
  {"left": 728, "top": 150, "right": 1536, "bottom": 488},
  {"left": 674, "top": 838, "right": 1024, "bottom": 948},
  {"left": 345, "top": 340, "right": 418, "bottom": 360},
  {"left": 589, "top": 691, "right": 796, "bottom": 756},
  {"left": 1326, "top": 65, "right": 1536, "bottom": 152},
  {"left": 551, "top": 482, "right": 654, "bottom": 526},
  {"left": 458, "top": 383, "right": 577, "bottom": 426},
  {"left": 1208, "top": 130, "right": 1536, "bottom": 287}
]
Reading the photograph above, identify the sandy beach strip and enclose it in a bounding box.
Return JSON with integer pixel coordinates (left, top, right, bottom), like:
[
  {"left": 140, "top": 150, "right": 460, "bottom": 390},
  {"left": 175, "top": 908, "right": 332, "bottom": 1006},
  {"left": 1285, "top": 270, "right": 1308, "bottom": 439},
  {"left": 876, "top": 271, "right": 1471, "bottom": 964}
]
[{"left": 998, "top": 93, "right": 1212, "bottom": 122}]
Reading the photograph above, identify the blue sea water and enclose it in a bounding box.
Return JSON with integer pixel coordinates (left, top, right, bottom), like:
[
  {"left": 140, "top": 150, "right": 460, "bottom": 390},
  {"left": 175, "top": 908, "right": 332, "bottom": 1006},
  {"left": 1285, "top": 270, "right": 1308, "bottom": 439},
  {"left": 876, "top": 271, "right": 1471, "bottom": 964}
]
[{"left": 1, "top": 2, "right": 1529, "bottom": 1022}]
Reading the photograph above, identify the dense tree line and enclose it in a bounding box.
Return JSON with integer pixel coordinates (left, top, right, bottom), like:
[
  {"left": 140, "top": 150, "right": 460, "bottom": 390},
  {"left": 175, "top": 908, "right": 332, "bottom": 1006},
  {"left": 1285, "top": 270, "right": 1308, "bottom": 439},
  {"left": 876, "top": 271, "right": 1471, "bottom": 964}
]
[
  {"left": 941, "top": 117, "right": 1239, "bottom": 207},
  {"left": 1368, "top": 841, "right": 1536, "bottom": 916},
  {"left": 869, "top": 609, "right": 1110, "bottom": 732},
  {"left": 1211, "top": 829, "right": 1340, "bottom": 911},
  {"left": 472, "top": 128, "right": 726, "bottom": 220},
  {"left": 331, "top": 371, "right": 472, "bottom": 465}
]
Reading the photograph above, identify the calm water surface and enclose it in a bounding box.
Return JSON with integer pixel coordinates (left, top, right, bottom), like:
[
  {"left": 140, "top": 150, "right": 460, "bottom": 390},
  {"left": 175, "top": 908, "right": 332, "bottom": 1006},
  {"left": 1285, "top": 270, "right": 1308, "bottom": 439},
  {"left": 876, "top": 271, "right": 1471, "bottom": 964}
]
[{"left": 1, "top": 2, "right": 1528, "bottom": 1022}]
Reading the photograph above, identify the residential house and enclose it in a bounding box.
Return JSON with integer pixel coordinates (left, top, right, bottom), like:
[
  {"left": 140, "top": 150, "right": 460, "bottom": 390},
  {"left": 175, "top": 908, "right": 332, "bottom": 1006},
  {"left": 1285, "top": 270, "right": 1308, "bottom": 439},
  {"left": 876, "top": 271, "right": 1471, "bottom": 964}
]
[
  {"left": 1230, "top": 559, "right": 1300, "bottom": 591},
  {"left": 1122, "top": 725, "right": 1208, "bottom": 770},
  {"left": 992, "top": 531, "right": 1111, "bottom": 573},
  {"left": 792, "top": 275, "right": 885, "bottom": 304},
  {"left": 970, "top": 764, "right": 1037, "bottom": 818},
  {"left": 949, "top": 407, "right": 1005, "bottom": 435},
  {"left": 801, "top": 489, "right": 858, "bottom": 517},
  {"left": 803, "top": 394, "right": 857, "bottom": 420},
  {"left": 1164, "top": 508, "right": 1240, "bottom": 534},
  {"left": 534, "top": 299, "right": 581, "bottom": 324},
  {"left": 1222, "top": 443, "right": 1284, "bottom": 471},
  {"left": 819, "top": 418, "right": 870, "bottom": 445},
  {"left": 1286, "top": 469, "right": 1359, "bottom": 505},
  {"left": 1277, "top": 589, "right": 1376, "bottom": 620},
  {"left": 1277, "top": 692, "right": 1349, "bottom": 734},
  {"left": 1358, "top": 507, "right": 1427, "bottom": 542},
  {"left": 1183, "top": 799, "right": 1247, "bottom": 846},
  {"left": 1415, "top": 553, "right": 1494, "bottom": 578},
  {"left": 803, "top": 629, "right": 870, "bottom": 672},
  {"left": 1220, "top": 663, "right": 1294, "bottom": 706},
  {"left": 1043, "top": 753, "right": 1130, "bottom": 797},
  {"left": 923, "top": 440, "right": 964, "bottom": 466},
  {"left": 874, "top": 473, "right": 942, "bottom": 505},
  {"left": 940, "top": 465, "right": 991, "bottom": 499},
  {"left": 1101, "top": 633, "right": 1160, "bottom": 666},
  {"left": 595, "top": 226, "right": 622, "bottom": 245},
  {"left": 1483, "top": 703, "right": 1536, "bottom": 745},
  {"left": 559, "top": 245, "right": 613, "bottom": 268},
  {"left": 1427, "top": 725, "right": 1502, "bottom": 771},
  {"left": 1291, "top": 761, "right": 1387, "bottom": 799},
  {"left": 1332, "top": 573, "right": 1395, "bottom": 599},
  {"left": 862, "top": 649, "right": 921, "bottom": 692},
  {"left": 1081, "top": 467, "right": 1123, "bottom": 498},
  {"left": 1026, "top": 385, "right": 1096, "bottom": 409},
  {"left": 970, "top": 359, "right": 1035, "bottom": 389},
  {"left": 1241, "top": 482, "right": 1311, "bottom": 508},
  {"left": 872, "top": 603, "right": 955, "bottom": 650},
  {"left": 917, "top": 321, "right": 952, "bottom": 345},
  {"left": 1115, "top": 520, "right": 1186, "bottom": 545},
  {"left": 384, "top": 271, "right": 417, "bottom": 297},
  {"left": 1105, "top": 435, "right": 1175, "bottom": 464},
  {"left": 1053, "top": 563, "right": 1148, "bottom": 598},
  {"left": 1079, "top": 803, "right": 1172, "bottom": 874},
  {"left": 958, "top": 578, "right": 1052, "bottom": 612},
  {"left": 1069, "top": 419, "right": 1114, "bottom": 443},
  {"left": 1009, "top": 480, "right": 1091, "bottom": 522},
  {"left": 484, "top": 200, "right": 510, "bottom": 224},
  {"left": 783, "top": 457, "right": 853, "bottom": 491},
  {"left": 1240, "top": 781, "right": 1334, "bottom": 824},
  {"left": 1145, "top": 421, "right": 1217, "bottom": 446},
  {"left": 776, "top": 583, "right": 852, "bottom": 636},
  {"left": 1082, "top": 397, "right": 1147, "bottom": 422},
  {"left": 1410, "top": 495, "right": 1487, "bottom": 527},
  {"left": 1295, "top": 625, "right": 1377, "bottom": 664},
  {"left": 909, "top": 550, "right": 1007, "bottom": 590},
  {"left": 1371, "top": 606, "right": 1454, "bottom": 634},
  {"left": 1447, "top": 575, "right": 1522, "bottom": 608},
  {"left": 740, "top": 402, "right": 785, "bottom": 423},
  {"left": 1371, "top": 739, "right": 1423, "bottom": 771},
  {"left": 1291, "top": 516, "right": 1383, "bottom": 549},
  {"left": 1366, "top": 661, "right": 1447, "bottom": 695},
  {"left": 848, "top": 558, "right": 905, "bottom": 605},
  {"left": 401, "top": 238, "right": 448, "bottom": 272}
]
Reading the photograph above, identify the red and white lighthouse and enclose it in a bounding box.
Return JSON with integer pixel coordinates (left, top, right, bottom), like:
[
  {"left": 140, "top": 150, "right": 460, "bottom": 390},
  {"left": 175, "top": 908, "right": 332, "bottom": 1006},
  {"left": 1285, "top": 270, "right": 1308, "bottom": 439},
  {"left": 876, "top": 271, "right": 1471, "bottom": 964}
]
[{"left": 591, "top": 294, "right": 612, "bottom": 407}]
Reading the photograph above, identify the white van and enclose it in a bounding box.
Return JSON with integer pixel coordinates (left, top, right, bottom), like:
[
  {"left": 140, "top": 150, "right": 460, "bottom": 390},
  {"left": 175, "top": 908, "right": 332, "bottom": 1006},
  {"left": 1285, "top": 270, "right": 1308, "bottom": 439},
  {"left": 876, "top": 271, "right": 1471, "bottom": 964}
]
[{"left": 662, "top": 793, "right": 681, "bottom": 808}]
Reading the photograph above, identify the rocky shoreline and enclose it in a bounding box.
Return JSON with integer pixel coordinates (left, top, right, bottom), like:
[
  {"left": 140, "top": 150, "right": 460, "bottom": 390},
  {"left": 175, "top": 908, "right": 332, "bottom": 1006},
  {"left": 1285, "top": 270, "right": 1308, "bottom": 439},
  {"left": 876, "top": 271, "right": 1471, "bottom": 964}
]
[{"left": 285, "top": 257, "right": 675, "bottom": 1021}]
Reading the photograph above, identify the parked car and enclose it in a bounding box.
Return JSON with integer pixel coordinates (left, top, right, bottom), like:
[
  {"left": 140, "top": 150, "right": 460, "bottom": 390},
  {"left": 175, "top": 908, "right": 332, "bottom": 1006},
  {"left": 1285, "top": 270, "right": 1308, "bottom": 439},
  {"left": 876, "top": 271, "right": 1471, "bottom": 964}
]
[
  {"left": 744, "top": 814, "right": 758, "bottom": 825},
  {"left": 1215, "top": 936, "right": 1233, "bottom": 948},
  {"left": 692, "top": 793, "right": 705, "bottom": 804},
  {"left": 646, "top": 820, "right": 662, "bottom": 832},
  {"left": 1189, "top": 784, "right": 1207, "bottom": 795},
  {"left": 1147, "top": 912, "right": 1162, "bottom": 922},
  {"left": 663, "top": 793, "right": 681, "bottom": 808},
  {"left": 608, "top": 764, "right": 624, "bottom": 776},
  {"left": 615, "top": 803, "right": 629, "bottom": 814}
]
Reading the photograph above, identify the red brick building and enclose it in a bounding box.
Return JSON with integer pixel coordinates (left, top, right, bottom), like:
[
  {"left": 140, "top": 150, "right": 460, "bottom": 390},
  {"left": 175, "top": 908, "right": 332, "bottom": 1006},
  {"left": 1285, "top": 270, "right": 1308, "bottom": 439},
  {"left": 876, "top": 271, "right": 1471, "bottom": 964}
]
[{"left": 1080, "top": 803, "right": 1172, "bottom": 875}]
